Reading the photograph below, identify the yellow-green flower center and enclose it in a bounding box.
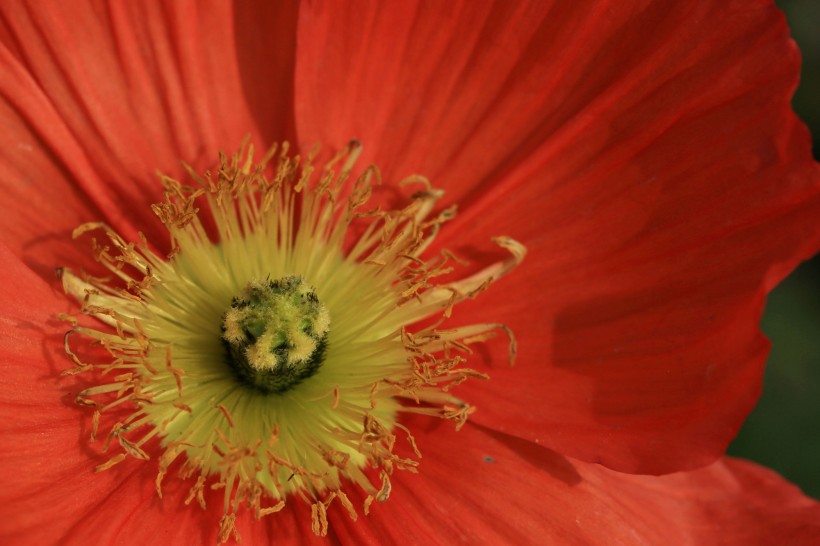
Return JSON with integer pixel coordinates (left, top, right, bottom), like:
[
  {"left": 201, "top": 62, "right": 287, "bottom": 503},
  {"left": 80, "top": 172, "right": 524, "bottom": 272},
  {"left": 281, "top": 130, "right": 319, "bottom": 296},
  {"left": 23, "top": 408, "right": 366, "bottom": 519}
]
[
  {"left": 58, "top": 140, "right": 525, "bottom": 543},
  {"left": 222, "top": 276, "right": 330, "bottom": 394}
]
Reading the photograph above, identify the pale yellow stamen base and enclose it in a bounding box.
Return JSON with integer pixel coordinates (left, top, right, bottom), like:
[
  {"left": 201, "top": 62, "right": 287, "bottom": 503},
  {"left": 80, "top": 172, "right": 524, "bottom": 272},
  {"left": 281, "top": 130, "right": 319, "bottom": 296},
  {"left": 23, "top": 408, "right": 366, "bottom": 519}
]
[{"left": 60, "top": 140, "right": 524, "bottom": 542}]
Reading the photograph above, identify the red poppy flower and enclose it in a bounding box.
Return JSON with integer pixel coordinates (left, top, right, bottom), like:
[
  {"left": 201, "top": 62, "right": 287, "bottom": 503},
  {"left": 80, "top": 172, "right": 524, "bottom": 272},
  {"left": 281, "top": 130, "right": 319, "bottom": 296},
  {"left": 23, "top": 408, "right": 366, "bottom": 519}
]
[{"left": 2, "top": 1, "right": 820, "bottom": 544}]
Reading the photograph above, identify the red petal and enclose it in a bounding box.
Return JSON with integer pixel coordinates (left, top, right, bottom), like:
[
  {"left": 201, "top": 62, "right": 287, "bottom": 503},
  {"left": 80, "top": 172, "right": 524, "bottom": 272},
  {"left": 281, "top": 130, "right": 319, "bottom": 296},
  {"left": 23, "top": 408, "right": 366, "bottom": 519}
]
[
  {"left": 294, "top": 0, "right": 569, "bottom": 185},
  {"left": 331, "top": 421, "right": 820, "bottom": 544},
  {"left": 50, "top": 458, "right": 336, "bottom": 546},
  {"left": 0, "top": 1, "right": 296, "bottom": 253},
  {"left": 0, "top": 45, "right": 106, "bottom": 276},
  {"left": 0, "top": 247, "right": 127, "bottom": 544},
  {"left": 294, "top": 0, "right": 820, "bottom": 472},
  {"left": 450, "top": 0, "right": 820, "bottom": 473}
]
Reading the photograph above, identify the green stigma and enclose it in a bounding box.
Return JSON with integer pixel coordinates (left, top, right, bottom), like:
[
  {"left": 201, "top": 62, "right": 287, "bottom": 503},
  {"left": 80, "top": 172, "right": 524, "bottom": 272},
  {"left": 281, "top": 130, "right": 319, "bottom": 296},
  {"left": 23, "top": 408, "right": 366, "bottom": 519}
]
[{"left": 222, "top": 276, "right": 330, "bottom": 394}]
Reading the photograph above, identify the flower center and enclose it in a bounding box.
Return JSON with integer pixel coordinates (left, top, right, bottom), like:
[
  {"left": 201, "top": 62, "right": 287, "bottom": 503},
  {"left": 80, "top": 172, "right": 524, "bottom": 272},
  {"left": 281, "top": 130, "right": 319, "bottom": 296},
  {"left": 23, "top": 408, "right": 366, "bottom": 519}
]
[
  {"left": 222, "top": 276, "right": 330, "bottom": 393},
  {"left": 59, "top": 140, "right": 525, "bottom": 543}
]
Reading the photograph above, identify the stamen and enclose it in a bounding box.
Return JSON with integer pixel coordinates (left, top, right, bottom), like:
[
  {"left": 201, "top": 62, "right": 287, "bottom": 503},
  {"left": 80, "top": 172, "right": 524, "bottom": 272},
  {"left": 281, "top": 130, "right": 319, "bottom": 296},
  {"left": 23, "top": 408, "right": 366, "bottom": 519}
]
[{"left": 59, "top": 141, "right": 524, "bottom": 542}]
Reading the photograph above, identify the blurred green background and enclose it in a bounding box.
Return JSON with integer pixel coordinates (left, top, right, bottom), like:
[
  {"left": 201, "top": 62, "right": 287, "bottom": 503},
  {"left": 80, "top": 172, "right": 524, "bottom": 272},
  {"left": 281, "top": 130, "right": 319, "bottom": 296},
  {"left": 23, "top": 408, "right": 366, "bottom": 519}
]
[{"left": 727, "top": 0, "right": 820, "bottom": 499}]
